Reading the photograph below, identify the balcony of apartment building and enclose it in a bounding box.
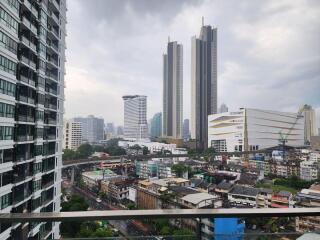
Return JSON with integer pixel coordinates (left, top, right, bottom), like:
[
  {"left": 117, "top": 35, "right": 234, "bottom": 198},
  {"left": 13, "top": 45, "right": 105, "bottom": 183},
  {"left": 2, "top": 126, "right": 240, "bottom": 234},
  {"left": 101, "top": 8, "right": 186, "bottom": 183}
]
[
  {"left": 14, "top": 144, "right": 34, "bottom": 162},
  {"left": 15, "top": 104, "right": 35, "bottom": 123},
  {"left": 19, "top": 51, "right": 37, "bottom": 72},
  {"left": 11, "top": 199, "right": 31, "bottom": 214},
  {"left": 47, "top": 22, "right": 59, "bottom": 41},
  {"left": 0, "top": 148, "right": 14, "bottom": 165},
  {"left": 18, "top": 67, "right": 37, "bottom": 88},
  {"left": 16, "top": 84, "right": 36, "bottom": 105},
  {"left": 43, "top": 126, "right": 56, "bottom": 141},
  {"left": 44, "top": 95, "right": 57, "bottom": 111},
  {"left": 20, "top": 10, "right": 38, "bottom": 37},
  {"left": 19, "top": 32, "right": 37, "bottom": 55},
  {"left": 41, "top": 186, "right": 54, "bottom": 206},
  {"left": 45, "top": 79, "right": 58, "bottom": 96},
  {"left": 47, "top": 4, "right": 59, "bottom": 28},
  {"left": 271, "top": 191, "right": 292, "bottom": 208},
  {"left": 15, "top": 124, "right": 34, "bottom": 142},
  {"left": 12, "top": 162, "right": 33, "bottom": 184},
  {"left": 41, "top": 172, "right": 54, "bottom": 189},
  {"left": 39, "top": 222, "right": 52, "bottom": 240},
  {"left": 12, "top": 182, "right": 32, "bottom": 205},
  {"left": 42, "top": 157, "right": 55, "bottom": 173},
  {"left": 46, "top": 53, "right": 59, "bottom": 70},
  {"left": 44, "top": 110, "right": 57, "bottom": 125},
  {"left": 46, "top": 38, "right": 59, "bottom": 55},
  {"left": 42, "top": 142, "right": 56, "bottom": 156},
  {"left": 46, "top": 68, "right": 59, "bottom": 82},
  {"left": 48, "top": 0, "right": 60, "bottom": 15},
  {"left": 22, "top": 0, "right": 39, "bottom": 20},
  {"left": 0, "top": 171, "right": 13, "bottom": 189}
]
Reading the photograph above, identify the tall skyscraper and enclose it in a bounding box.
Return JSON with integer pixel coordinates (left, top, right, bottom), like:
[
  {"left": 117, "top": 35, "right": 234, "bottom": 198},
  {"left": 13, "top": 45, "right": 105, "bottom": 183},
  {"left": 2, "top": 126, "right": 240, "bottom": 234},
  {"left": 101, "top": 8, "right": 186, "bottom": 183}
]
[
  {"left": 123, "top": 95, "right": 148, "bottom": 140},
  {"left": 0, "top": 0, "right": 67, "bottom": 238},
  {"left": 74, "top": 115, "right": 104, "bottom": 143},
  {"left": 162, "top": 40, "right": 183, "bottom": 139},
  {"left": 150, "top": 112, "right": 162, "bottom": 138},
  {"left": 191, "top": 20, "right": 217, "bottom": 149},
  {"left": 63, "top": 119, "right": 82, "bottom": 150},
  {"left": 299, "top": 104, "right": 318, "bottom": 144},
  {"left": 183, "top": 119, "right": 190, "bottom": 140}
]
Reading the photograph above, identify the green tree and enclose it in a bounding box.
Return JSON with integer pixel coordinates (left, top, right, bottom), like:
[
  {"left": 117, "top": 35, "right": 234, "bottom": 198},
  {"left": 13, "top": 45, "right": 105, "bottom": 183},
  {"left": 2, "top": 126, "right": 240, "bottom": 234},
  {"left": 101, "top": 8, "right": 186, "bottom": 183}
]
[
  {"left": 173, "top": 228, "right": 195, "bottom": 239},
  {"left": 171, "top": 163, "right": 188, "bottom": 178},
  {"left": 77, "top": 143, "right": 94, "bottom": 158},
  {"left": 160, "top": 226, "right": 170, "bottom": 235},
  {"left": 62, "top": 149, "right": 78, "bottom": 160}
]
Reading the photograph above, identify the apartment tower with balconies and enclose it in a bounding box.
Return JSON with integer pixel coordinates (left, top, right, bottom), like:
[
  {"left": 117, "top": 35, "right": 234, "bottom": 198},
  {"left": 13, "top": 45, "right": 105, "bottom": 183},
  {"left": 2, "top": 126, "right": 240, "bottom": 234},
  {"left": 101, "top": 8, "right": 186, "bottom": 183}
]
[{"left": 0, "top": 0, "right": 66, "bottom": 239}]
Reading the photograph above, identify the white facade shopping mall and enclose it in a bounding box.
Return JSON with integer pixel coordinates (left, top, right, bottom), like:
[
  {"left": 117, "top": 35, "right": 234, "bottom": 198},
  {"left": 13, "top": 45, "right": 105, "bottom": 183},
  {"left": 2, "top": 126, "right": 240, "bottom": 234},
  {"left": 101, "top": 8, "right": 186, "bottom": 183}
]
[
  {"left": 208, "top": 108, "right": 305, "bottom": 152},
  {"left": 0, "top": 0, "right": 66, "bottom": 239}
]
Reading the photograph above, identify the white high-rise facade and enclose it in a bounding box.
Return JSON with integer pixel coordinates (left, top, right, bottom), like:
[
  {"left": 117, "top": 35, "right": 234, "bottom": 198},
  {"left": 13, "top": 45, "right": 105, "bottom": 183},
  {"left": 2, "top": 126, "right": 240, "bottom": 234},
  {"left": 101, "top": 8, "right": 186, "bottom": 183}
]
[
  {"left": 0, "top": 0, "right": 67, "bottom": 239},
  {"left": 299, "top": 104, "right": 318, "bottom": 144},
  {"left": 74, "top": 115, "right": 104, "bottom": 143},
  {"left": 63, "top": 119, "right": 82, "bottom": 150},
  {"left": 123, "top": 95, "right": 148, "bottom": 140},
  {"left": 208, "top": 108, "right": 305, "bottom": 152},
  {"left": 162, "top": 41, "right": 183, "bottom": 139},
  {"left": 191, "top": 22, "right": 217, "bottom": 149}
]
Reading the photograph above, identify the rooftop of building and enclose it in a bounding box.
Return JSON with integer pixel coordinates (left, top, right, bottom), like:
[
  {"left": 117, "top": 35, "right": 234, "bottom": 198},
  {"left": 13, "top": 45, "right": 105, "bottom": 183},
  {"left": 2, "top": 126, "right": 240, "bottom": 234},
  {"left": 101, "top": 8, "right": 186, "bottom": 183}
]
[
  {"left": 310, "top": 183, "right": 320, "bottom": 191},
  {"left": 216, "top": 181, "right": 234, "bottom": 190},
  {"left": 169, "top": 186, "right": 199, "bottom": 196},
  {"left": 181, "top": 192, "right": 219, "bottom": 205},
  {"left": 259, "top": 188, "right": 273, "bottom": 194},
  {"left": 275, "top": 190, "right": 292, "bottom": 197},
  {"left": 138, "top": 178, "right": 189, "bottom": 188},
  {"left": 82, "top": 169, "right": 117, "bottom": 179},
  {"left": 229, "top": 185, "right": 259, "bottom": 197}
]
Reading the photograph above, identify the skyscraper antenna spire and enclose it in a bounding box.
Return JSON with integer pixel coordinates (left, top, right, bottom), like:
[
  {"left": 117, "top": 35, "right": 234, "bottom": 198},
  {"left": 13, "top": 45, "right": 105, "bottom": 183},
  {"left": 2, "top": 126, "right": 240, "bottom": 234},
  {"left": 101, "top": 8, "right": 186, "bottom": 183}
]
[{"left": 202, "top": 16, "right": 204, "bottom": 26}]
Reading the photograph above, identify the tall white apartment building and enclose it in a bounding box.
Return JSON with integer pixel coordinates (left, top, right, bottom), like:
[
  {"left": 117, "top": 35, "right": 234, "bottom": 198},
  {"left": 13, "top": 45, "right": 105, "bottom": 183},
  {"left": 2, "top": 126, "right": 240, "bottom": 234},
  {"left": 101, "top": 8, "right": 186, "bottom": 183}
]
[
  {"left": 0, "top": 0, "right": 66, "bottom": 239},
  {"left": 162, "top": 40, "right": 183, "bottom": 139},
  {"left": 300, "top": 160, "right": 319, "bottom": 181},
  {"left": 208, "top": 108, "right": 305, "bottom": 151},
  {"left": 300, "top": 104, "right": 318, "bottom": 144},
  {"left": 63, "top": 119, "right": 82, "bottom": 150},
  {"left": 123, "top": 95, "right": 148, "bottom": 140}
]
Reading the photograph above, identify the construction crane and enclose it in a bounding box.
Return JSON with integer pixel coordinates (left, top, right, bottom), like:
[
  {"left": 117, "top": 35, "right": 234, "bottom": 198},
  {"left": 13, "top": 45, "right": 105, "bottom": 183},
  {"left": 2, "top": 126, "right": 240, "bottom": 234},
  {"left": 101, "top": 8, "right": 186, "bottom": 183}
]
[{"left": 278, "top": 109, "right": 304, "bottom": 159}]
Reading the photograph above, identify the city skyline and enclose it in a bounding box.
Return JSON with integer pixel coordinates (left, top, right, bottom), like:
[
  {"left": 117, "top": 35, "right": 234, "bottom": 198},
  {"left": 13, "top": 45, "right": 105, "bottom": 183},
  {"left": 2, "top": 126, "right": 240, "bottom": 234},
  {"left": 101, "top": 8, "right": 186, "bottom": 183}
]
[{"left": 64, "top": 0, "right": 320, "bottom": 126}]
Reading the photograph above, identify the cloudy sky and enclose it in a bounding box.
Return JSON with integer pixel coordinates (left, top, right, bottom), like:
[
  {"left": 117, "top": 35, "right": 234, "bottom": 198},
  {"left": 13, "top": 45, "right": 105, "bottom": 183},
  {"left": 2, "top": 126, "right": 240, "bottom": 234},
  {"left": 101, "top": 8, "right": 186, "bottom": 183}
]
[{"left": 64, "top": 0, "right": 320, "bottom": 127}]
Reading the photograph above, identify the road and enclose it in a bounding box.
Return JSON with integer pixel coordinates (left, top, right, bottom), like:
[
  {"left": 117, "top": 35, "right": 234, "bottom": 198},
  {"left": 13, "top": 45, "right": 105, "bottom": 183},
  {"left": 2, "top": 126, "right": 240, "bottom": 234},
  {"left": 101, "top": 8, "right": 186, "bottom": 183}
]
[{"left": 70, "top": 184, "right": 150, "bottom": 238}]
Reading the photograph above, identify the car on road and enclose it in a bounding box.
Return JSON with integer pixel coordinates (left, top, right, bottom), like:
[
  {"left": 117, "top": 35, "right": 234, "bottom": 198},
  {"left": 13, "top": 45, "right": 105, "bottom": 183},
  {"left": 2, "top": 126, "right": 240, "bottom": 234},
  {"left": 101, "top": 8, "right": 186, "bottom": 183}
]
[{"left": 96, "top": 197, "right": 102, "bottom": 203}]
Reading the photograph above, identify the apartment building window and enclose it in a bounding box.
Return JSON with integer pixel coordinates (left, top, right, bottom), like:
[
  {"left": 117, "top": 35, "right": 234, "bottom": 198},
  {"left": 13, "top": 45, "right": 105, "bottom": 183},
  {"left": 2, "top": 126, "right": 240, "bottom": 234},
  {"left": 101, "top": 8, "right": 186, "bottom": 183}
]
[
  {"left": 40, "top": 10, "right": 47, "bottom": 25},
  {"left": 36, "top": 110, "right": 44, "bottom": 121},
  {"left": 32, "top": 179, "right": 42, "bottom": 191},
  {"left": 0, "top": 7, "right": 18, "bottom": 33},
  {"left": 39, "top": 42, "right": 46, "bottom": 58},
  {"left": 36, "top": 128, "right": 43, "bottom": 138},
  {"left": 5, "top": 0, "right": 20, "bottom": 14},
  {"left": 0, "top": 55, "right": 16, "bottom": 75},
  {"left": 0, "top": 103, "right": 14, "bottom": 118},
  {"left": 0, "top": 126, "right": 13, "bottom": 140},
  {"left": 35, "top": 145, "right": 43, "bottom": 156},
  {"left": 0, "top": 31, "right": 18, "bottom": 54},
  {"left": 39, "top": 59, "right": 46, "bottom": 71},
  {"left": 38, "top": 76, "right": 45, "bottom": 88},
  {"left": 0, "top": 79, "right": 15, "bottom": 96},
  {"left": 1, "top": 193, "right": 12, "bottom": 209},
  {"left": 37, "top": 93, "right": 45, "bottom": 105}
]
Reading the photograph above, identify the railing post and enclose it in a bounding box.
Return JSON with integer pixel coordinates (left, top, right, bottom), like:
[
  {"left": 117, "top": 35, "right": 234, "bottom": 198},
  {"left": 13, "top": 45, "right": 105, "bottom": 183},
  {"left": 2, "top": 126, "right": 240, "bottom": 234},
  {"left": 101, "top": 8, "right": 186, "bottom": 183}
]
[
  {"left": 70, "top": 167, "right": 75, "bottom": 184},
  {"left": 196, "top": 217, "right": 202, "bottom": 240}
]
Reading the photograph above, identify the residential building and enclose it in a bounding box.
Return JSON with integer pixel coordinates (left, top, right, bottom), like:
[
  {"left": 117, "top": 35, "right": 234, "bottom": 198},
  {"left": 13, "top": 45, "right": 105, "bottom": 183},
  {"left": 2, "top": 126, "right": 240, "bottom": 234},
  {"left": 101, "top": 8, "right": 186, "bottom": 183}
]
[
  {"left": 162, "top": 40, "right": 183, "bottom": 139},
  {"left": 122, "top": 95, "right": 148, "bottom": 140},
  {"left": 101, "top": 179, "right": 135, "bottom": 203},
  {"left": 150, "top": 112, "right": 162, "bottom": 138},
  {"left": 105, "top": 122, "right": 115, "bottom": 135},
  {"left": 74, "top": 115, "right": 104, "bottom": 143},
  {"left": 135, "top": 161, "right": 158, "bottom": 179},
  {"left": 218, "top": 103, "right": 228, "bottom": 113},
  {"left": 191, "top": 22, "right": 217, "bottom": 150},
  {"left": 257, "top": 188, "right": 273, "bottom": 208},
  {"left": 82, "top": 169, "right": 122, "bottom": 191},
  {"left": 300, "top": 160, "right": 319, "bottom": 181},
  {"left": 183, "top": 119, "right": 190, "bottom": 140},
  {"left": 300, "top": 104, "right": 318, "bottom": 144},
  {"left": 63, "top": 119, "right": 82, "bottom": 150},
  {"left": 227, "top": 185, "right": 259, "bottom": 208},
  {"left": 269, "top": 159, "right": 300, "bottom": 178},
  {"left": 0, "top": 0, "right": 66, "bottom": 239},
  {"left": 208, "top": 108, "right": 305, "bottom": 151},
  {"left": 295, "top": 185, "right": 320, "bottom": 232},
  {"left": 271, "top": 191, "right": 293, "bottom": 208}
]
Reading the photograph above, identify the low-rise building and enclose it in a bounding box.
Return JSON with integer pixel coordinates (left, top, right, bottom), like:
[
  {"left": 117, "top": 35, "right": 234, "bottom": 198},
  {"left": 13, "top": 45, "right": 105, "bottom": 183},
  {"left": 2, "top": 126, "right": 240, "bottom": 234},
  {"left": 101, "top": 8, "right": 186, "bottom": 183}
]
[
  {"left": 269, "top": 160, "right": 300, "bottom": 178},
  {"left": 300, "top": 160, "right": 319, "bottom": 181},
  {"left": 295, "top": 185, "right": 320, "bottom": 232},
  {"left": 228, "top": 185, "right": 259, "bottom": 208},
  {"left": 82, "top": 169, "right": 122, "bottom": 191},
  {"left": 271, "top": 190, "right": 293, "bottom": 208},
  {"left": 104, "top": 179, "right": 135, "bottom": 202},
  {"left": 257, "top": 188, "right": 273, "bottom": 208}
]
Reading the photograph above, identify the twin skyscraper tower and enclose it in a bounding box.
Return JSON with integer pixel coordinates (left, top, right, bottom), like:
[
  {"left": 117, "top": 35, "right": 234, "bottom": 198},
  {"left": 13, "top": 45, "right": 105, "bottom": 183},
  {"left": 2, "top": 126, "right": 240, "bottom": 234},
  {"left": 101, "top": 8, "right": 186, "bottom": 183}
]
[{"left": 162, "top": 20, "right": 218, "bottom": 149}]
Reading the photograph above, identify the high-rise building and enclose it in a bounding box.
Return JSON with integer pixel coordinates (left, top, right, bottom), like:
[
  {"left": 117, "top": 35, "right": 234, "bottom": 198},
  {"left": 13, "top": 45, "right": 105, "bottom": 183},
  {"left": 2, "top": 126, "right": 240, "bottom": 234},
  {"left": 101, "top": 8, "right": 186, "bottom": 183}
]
[
  {"left": 162, "top": 40, "right": 183, "bottom": 139},
  {"left": 183, "top": 119, "right": 190, "bottom": 140},
  {"left": 123, "top": 95, "right": 148, "bottom": 140},
  {"left": 63, "top": 119, "right": 82, "bottom": 150},
  {"left": 74, "top": 115, "right": 104, "bottom": 143},
  {"left": 106, "top": 122, "right": 115, "bottom": 135},
  {"left": 219, "top": 103, "right": 228, "bottom": 113},
  {"left": 150, "top": 112, "right": 162, "bottom": 138},
  {"left": 299, "top": 104, "right": 318, "bottom": 144},
  {"left": 191, "top": 21, "right": 217, "bottom": 149},
  {"left": 117, "top": 126, "right": 124, "bottom": 137},
  {"left": 0, "top": 0, "right": 67, "bottom": 239},
  {"left": 208, "top": 108, "right": 305, "bottom": 152}
]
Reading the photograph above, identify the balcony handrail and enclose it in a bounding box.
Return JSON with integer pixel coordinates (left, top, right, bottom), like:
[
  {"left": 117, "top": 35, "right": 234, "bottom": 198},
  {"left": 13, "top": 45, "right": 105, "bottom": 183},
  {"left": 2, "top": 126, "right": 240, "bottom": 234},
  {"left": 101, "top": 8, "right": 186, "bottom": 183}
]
[{"left": 0, "top": 208, "right": 319, "bottom": 223}]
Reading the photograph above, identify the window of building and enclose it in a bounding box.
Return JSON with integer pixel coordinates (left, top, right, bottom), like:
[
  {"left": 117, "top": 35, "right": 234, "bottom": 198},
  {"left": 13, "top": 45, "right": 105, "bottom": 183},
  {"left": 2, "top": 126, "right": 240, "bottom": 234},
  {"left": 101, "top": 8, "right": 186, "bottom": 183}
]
[
  {"left": 0, "top": 55, "right": 16, "bottom": 75},
  {"left": 0, "top": 103, "right": 15, "bottom": 118},
  {"left": 35, "top": 145, "right": 43, "bottom": 156},
  {"left": 32, "top": 179, "right": 42, "bottom": 191},
  {"left": 5, "top": 0, "right": 20, "bottom": 14},
  {"left": 0, "top": 7, "right": 19, "bottom": 33},
  {"left": 36, "top": 110, "right": 44, "bottom": 121},
  {"left": 1, "top": 193, "right": 12, "bottom": 209},
  {"left": 0, "top": 79, "right": 16, "bottom": 97},
  {"left": 0, "top": 31, "right": 18, "bottom": 54}
]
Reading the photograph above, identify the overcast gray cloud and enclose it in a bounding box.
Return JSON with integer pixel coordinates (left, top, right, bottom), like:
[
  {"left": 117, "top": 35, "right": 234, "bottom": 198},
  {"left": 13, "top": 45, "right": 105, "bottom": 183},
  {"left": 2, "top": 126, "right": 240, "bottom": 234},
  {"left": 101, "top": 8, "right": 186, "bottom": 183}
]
[{"left": 64, "top": 0, "right": 320, "bottom": 127}]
